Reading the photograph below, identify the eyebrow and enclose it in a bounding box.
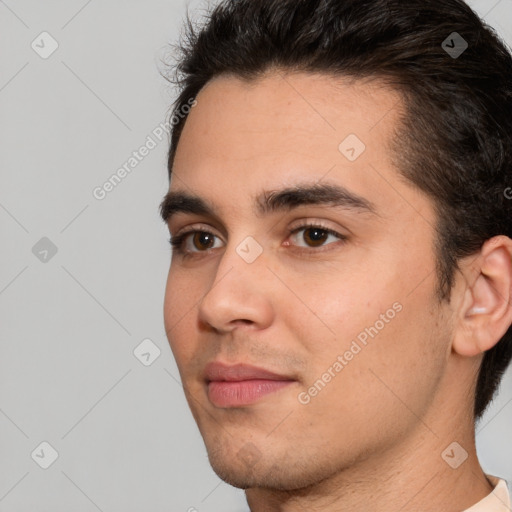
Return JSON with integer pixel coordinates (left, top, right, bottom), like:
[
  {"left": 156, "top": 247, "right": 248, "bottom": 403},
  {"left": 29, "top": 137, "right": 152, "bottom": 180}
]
[{"left": 159, "top": 182, "right": 377, "bottom": 224}]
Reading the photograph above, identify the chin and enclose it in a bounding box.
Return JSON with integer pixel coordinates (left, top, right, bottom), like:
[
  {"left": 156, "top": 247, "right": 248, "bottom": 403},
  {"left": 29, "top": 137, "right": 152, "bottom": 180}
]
[
  {"left": 206, "top": 446, "right": 335, "bottom": 492},
  {"left": 209, "top": 465, "right": 259, "bottom": 490},
  {"left": 209, "top": 460, "right": 288, "bottom": 490},
  {"left": 204, "top": 442, "right": 265, "bottom": 489}
]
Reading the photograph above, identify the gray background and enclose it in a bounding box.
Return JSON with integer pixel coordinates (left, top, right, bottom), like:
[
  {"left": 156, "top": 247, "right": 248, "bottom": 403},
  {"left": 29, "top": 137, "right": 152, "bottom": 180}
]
[{"left": 1, "top": 0, "right": 511, "bottom": 510}]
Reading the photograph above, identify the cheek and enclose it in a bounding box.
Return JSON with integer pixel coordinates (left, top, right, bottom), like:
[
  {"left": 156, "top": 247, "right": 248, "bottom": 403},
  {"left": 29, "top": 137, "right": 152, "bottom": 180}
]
[
  {"left": 296, "top": 233, "right": 436, "bottom": 356},
  {"left": 163, "top": 266, "right": 199, "bottom": 362},
  {"left": 290, "top": 300, "right": 447, "bottom": 459},
  {"left": 274, "top": 258, "right": 391, "bottom": 359},
  {"left": 285, "top": 241, "right": 444, "bottom": 400},
  {"left": 163, "top": 268, "right": 178, "bottom": 332},
  {"left": 314, "top": 277, "right": 443, "bottom": 407}
]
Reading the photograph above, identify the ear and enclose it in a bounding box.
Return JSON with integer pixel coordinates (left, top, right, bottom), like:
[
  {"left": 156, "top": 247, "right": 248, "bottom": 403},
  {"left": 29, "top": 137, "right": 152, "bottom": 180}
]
[{"left": 453, "top": 235, "right": 512, "bottom": 357}]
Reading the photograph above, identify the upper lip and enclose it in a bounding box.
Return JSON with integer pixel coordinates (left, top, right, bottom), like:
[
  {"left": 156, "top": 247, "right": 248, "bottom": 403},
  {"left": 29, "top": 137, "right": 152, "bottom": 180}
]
[{"left": 204, "top": 362, "right": 294, "bottom": 382}]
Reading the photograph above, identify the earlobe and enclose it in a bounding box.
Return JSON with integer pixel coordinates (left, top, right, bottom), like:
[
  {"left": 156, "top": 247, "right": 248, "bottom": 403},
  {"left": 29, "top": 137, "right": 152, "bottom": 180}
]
[{"left": 453, "top": 236, "right": 512, "bottom": 358}]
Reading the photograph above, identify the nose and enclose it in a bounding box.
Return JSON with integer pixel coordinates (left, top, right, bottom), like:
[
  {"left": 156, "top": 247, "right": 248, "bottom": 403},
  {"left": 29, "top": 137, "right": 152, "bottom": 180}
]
[{"left": 197, "top": 239, "right": 274, "bottom": 333}]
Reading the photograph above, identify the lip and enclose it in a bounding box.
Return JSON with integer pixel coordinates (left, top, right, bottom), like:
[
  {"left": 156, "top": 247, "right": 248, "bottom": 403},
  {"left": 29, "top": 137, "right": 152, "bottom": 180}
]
[
  {"left": 204, "top": 362, "right": 292, "bottom": 382},
  {"left": 204, "top": 362, "right": 295, "bottom": 407}
]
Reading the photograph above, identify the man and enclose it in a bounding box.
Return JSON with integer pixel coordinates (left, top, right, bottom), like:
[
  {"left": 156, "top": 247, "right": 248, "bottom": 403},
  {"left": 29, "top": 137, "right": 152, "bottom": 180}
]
[{"left": 159, "top": 0, "right": 512, "bottom": 510}]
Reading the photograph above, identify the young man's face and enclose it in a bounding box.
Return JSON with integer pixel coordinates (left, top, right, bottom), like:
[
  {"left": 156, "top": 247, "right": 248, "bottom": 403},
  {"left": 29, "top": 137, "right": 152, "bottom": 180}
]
[{"left": 162, "top": 72, "right": 460, "bottom": 490}]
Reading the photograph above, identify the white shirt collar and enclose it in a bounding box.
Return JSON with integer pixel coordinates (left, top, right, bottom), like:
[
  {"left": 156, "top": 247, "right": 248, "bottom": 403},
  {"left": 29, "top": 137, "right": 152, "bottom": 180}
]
[{"left": 463, "top": 475, "right": 511, "bottom": 512}]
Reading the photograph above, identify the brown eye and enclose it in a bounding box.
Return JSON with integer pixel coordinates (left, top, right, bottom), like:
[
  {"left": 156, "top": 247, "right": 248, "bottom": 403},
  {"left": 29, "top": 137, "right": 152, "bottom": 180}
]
[
  {"left": 169, "top": 228, "right": 223, "bottom": 256},
  {"left": 288, "top": 224, "right": 347, "bottom": 250},
  {"left": 302, "top": 227, "right": 329, "bottom": 247},
  {"left": 192, "top": 232, "right": 216, "bottom": 250}
]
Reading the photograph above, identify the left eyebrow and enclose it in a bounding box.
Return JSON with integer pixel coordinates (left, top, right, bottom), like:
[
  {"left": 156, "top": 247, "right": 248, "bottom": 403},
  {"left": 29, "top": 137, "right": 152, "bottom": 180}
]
[{"left": 159, "top": 182, "right": 378, "bottom": 224}]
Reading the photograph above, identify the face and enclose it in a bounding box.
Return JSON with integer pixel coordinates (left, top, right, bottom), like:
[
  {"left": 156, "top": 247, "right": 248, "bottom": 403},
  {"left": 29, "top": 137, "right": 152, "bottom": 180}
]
[{"left": 162, "top": 71, "right": 453, "bottom": 491}]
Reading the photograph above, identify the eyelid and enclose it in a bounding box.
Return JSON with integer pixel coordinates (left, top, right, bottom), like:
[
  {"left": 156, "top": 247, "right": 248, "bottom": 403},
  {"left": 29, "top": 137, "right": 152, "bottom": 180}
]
[
  {"left": 287, "top": 218, "right": 348, "bottom": 235},
  {"left": 172, "top": 222, "right": 224, "bottom": 239},
  {"left": 173, "top": 218, "right": 347, "bottom": 238}
]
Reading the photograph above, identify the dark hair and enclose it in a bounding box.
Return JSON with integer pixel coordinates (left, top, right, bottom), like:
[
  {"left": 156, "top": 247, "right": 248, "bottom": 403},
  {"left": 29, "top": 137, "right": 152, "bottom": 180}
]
[{"left": 162, "top": 0, "right": 512, "bottom": 421}]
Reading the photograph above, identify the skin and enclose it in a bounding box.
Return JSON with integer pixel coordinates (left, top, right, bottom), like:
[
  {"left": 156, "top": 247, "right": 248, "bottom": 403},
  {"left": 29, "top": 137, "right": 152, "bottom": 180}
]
[{"left": 162, "top": 70, "right": 512, "bottom": 511}]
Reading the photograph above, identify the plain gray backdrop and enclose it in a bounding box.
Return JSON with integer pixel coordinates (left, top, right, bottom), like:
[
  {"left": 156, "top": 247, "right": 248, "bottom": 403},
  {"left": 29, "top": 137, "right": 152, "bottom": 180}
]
[{"left": 1, "top": 0, "right": 511, "bottom": 510}]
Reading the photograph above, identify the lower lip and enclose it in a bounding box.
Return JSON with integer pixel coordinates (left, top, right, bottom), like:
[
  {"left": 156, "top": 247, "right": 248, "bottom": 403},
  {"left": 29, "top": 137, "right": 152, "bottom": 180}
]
[{"left": 207, "top": 379, "right": 294, "bottom": 407}]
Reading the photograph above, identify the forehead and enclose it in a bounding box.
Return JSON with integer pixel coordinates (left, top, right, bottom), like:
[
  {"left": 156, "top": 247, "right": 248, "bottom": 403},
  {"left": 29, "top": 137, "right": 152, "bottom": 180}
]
[
  {"left": 173, "top": 70, "right": 403, "bottom": 162},
  {"left": 170, "top": 71, "right": 414, "bottom": 220}
]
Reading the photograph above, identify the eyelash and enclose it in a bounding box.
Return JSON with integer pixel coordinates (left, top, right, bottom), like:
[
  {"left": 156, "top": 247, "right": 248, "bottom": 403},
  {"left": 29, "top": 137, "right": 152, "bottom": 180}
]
[{"left": 168, "top": 222, "right": 347, "bottom": 258}]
